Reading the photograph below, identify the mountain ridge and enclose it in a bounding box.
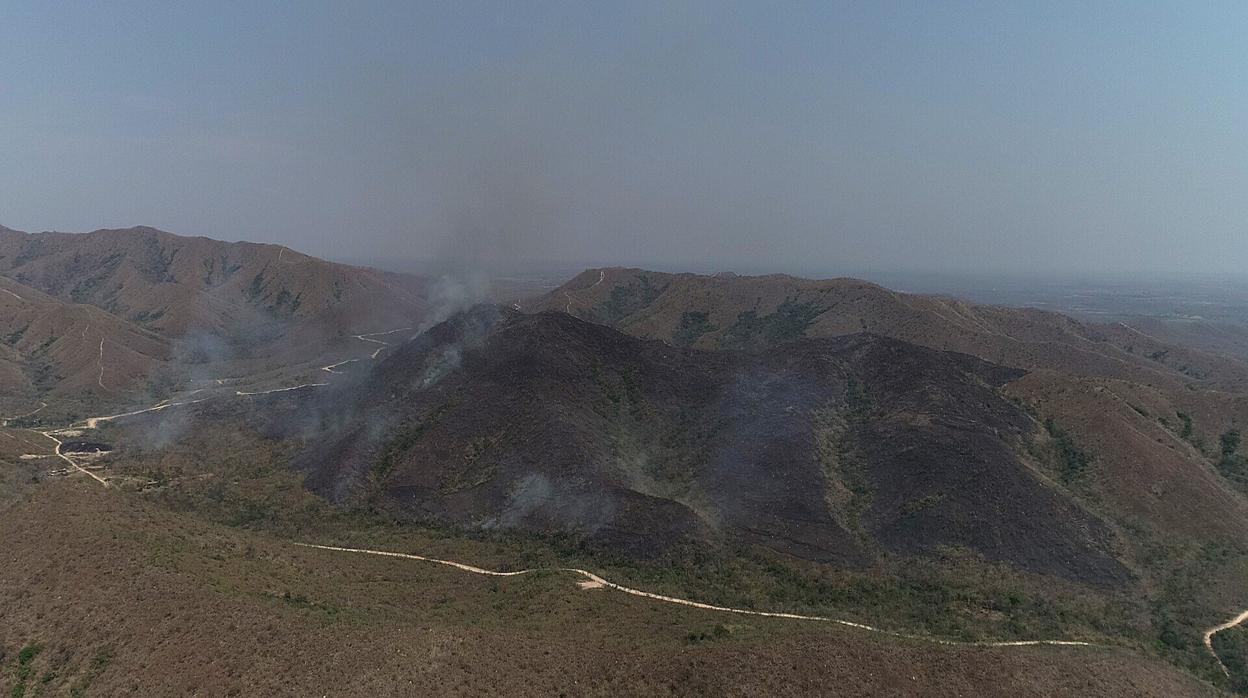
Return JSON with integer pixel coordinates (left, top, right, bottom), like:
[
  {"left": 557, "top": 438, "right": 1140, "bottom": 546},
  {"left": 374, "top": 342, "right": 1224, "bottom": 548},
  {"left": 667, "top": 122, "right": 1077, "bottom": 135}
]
[
  {"left": 0, "top": 225, "right": 430, "bottom": 409},
  {"left": 528, "top": 267, "right": 1248, "bottom": 544},
  {"left": 293, "top": 307, "right": 1128, "bottom": 585}
]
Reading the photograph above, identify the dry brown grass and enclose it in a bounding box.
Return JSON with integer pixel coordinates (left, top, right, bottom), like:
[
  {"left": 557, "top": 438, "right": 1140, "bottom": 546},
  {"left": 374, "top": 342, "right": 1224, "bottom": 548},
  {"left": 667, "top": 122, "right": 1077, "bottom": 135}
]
[{"left": 0, "top": 480, "right": 1224, "bottom": 697}]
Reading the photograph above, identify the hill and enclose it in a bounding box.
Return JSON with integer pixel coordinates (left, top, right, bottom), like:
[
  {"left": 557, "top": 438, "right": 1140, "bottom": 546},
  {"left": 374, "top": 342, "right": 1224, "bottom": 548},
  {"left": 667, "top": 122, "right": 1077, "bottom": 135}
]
[
  {"left": 0, "top": 481, "right": 1216, "bottom": 697},
  {"left": 294, "top": 308, "right": 1125, "bottom": 585},
  {"left": 0, "top": 225, "right": 426, "bottom": 337},
  {"left": 528, "top": 269, "right": 1248, "bottom": 545},
  {"left": 0, "top": 275, "right": 169, "bottom": 405},
  {"left": 531, "top": 268, "right": 1248, "bottom": 391},
  {"left": 75, "top": 305, "right": 1245, "bottom": 691},
  {"left": 0, "top": 225, "right": 431, "bottom": 410}
]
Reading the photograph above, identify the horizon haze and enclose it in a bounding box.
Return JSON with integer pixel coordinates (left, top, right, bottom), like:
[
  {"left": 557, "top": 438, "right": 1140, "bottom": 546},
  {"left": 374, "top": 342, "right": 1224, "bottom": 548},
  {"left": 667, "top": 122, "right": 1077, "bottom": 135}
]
[{"left": 3, "top": 2, "right": 1247, "bottom": 276}]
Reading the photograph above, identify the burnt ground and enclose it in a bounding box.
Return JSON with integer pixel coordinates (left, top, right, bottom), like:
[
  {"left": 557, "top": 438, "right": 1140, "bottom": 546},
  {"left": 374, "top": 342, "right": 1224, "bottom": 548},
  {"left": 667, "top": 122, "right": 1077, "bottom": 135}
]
[
  {"left": 290, "top": 307, "right": 1127, "bottom": 586},
  {"left": 58, "top": 441, "right": 112, "bottom": 454}
]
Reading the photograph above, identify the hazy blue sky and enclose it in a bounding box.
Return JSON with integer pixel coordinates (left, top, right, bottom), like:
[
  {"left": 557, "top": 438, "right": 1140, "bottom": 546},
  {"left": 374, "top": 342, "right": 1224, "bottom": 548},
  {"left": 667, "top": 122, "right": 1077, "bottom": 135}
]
[{"left": 2, "top": 2, "right": 1245, "bottom": 274}]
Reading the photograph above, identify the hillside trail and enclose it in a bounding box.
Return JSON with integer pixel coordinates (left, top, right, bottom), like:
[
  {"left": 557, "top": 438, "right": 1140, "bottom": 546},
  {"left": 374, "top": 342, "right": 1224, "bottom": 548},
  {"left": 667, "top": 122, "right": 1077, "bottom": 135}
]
[
  {"left": 236, "top": 383, "right": 328, "bottom": 396},
  {"left": 96, "top": 338, "right": 107, "bottom": 390},
  {"left": 1204, "top": 609, "right": 1248, "bottom": 677},
  {"left": 293, "top": 542, "right": 1097, "bottom": 650},
  {"left": 353, "top": 327, "right": 412, "bottom": 359},
  {"left": 321, "top": 359, "right": 360, "bottom": 374},
  {"left": 562, "top": 270, "right": 606, "bottom": 313},
  {"left": 1, "top": 401, "right": 46, "bottom": 427}
]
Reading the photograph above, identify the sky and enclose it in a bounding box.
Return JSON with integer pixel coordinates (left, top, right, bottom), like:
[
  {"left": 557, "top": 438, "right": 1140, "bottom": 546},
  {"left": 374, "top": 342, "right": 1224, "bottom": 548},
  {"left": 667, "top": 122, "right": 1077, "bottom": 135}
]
[{"left": 1, "top": 1, "right": 1246, "bottom": 276}]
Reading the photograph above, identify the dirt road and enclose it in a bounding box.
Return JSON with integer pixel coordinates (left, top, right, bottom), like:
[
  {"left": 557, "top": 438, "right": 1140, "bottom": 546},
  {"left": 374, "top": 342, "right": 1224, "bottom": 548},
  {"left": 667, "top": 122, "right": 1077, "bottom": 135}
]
[
  {"left": 38, "top": 430, "right": 109, "bottom": 487},
  {"left": 236, "top": 383, "right": 328, "bottom": 396},
  {"left": 294, "top": 542, "right": 1097, "bottom": 650},
  {"left": 1204, "top": 608, "right": 1248, "bottom": 677},
  {"left": 563, "top": 269, "right": 606, "bottom": 314},
  {"left": 353, "top": 327, "right": 411, "bottom": 359},
  {"left": 321, "top": 359, "right": 360, "bottom": 374},
  {"left": 77, "top": 398, "right": 209, "bottom": 430},
  {"left": 43, "top": 324, "right": 417, "bottom": 483},
  {"left": 96, "top": 338, "right": 107, "bottom": 390},
  {"left": 1, "top": 401, "right": 46, "bottom": 427}
]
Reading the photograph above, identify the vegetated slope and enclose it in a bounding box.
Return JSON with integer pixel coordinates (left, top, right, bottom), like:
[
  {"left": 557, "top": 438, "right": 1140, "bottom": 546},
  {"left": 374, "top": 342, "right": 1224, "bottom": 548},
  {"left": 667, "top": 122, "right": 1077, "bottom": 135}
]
[
  {"left": 529, "top": 269, "right": 1248, "bottom": 544},
  {"left": 0, "top": 225, "right": 430, "bottom": 403},
  {"left": 0, "top": 274, "right": 169, "bottom": 404},
  {"left": 1107, "top": 316, "right": 1248, "bottom": 364},
  {"left": 1006, "top": 371, "right": 1248, "bottom": 541},
  {"left": 0, "top": 225, "right": 426, "bottom": 338},
  {"left": 0, "top": 482, "right": 1215, "bottom": 698},
  {"left": 533, "top": 268, "right": 1248, "bottom": 391},
  {"left": 296, "top": 307, "right": 1126, "bottom": 586}
]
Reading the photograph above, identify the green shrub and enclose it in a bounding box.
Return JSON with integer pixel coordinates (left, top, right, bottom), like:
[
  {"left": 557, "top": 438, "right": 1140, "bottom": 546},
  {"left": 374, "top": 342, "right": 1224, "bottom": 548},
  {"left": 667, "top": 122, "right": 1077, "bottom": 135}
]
[
  {"left": 672, "top": 311, "right": 717, "bottom": 346},
  {"left": 1216, "top": 430, "right": 1248, "bottom": 492},
  {"left": 11, "top": 643, "right": 43, "bottom": 698},
  {"left": 1221, "top": 430, "right": 1242, "bottom": 458},
  {"left": 1176, "top": 411, "right": 1194, "bottom": 441},
  {"left": 1212, "top": 625, "right": 1248, "bottom": 694},
  {"left": 591, "top": 275, "right": 664, "bottom": 323},
  {"left": 1044, "top": 419, "right": 1093, "bottom": 484},
  {"left": 723, "top": 298, "right": 827, "bottom": 348}
]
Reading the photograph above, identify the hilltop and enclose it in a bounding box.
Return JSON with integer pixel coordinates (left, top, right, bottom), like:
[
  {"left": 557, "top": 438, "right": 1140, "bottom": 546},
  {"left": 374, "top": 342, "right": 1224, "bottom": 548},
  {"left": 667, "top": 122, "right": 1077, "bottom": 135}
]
[
  {"left": 0, "top": 225, "right": 430, "bottom": 412},
  {"left": 528, "top": 268, "right": 1248, "bottom": 545}
]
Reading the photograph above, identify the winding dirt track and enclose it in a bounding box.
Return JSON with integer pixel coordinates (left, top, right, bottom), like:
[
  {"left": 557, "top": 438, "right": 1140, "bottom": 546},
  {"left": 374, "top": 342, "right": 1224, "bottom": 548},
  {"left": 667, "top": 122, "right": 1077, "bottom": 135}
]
[
  {"left": 96, "top": 338, "right": 107, "bottom": 390},
  {"left": 354, "top": 327, "right": 412, "bottom": 344},
  {"left": 294, "top": 542, "right": 1098, "bottom": 649},
  {"left": 321, "top": 359, "right": 360, "bottom": 374},
  {"left": 1204, "top": 609, "right": 1248, "bottom": 677},
  {"left": 236, "top": 383, "right": 327, "bottom": 396},
  {"left": 563, "top": 269, "right": 606, "bottom": 314},
  {"left": 28, "top": 396, "right": 215, "bottom": 486},
  {"left": 77, "top": 398, "right": 209, "bottom": 430},
  {"left": 29, "top": 324, "right": 419, "bottom": 482},
  {"left": 353, "top": 327, "right": 411, "bottom": 359},
  {"left": 1, "top": 402, "right": 46, "bottom": 427},
  {"left": 38, "top": 430, "right": 109, "bottom": 487}
]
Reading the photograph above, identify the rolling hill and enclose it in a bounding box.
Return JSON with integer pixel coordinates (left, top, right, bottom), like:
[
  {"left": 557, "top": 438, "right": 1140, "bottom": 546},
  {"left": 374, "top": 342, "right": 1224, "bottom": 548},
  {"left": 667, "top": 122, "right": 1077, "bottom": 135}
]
[
  {"left": 105, "top": 302, "right": 1244, "bottom": 690},
  {"left": 294, "top": 307, "right": 1126, "bottom": 585},
  {"left": 0, "top": 225, "right": 431, "bottom": 410},
  {"left": 531, "top": 268, "right": 1248, "bottom": 392},
  {"left": 0, "top": 225, "right": 426, "bottom": 337},
  {"left": 0, "top": 481, "right": 1216, "bottom": 697},
  {"left": 528, "top": 269, "right": 1248, "bottom": 545},
  {"left": 0, "top": 274, "right": 169, "bottom": 404}
]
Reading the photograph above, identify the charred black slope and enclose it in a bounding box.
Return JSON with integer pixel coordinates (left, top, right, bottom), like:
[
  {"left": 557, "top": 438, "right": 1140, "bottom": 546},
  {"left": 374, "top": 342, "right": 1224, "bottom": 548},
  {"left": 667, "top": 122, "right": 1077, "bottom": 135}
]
[{"left": 298, "top": 307, "right": 1126, "bottom": 584}]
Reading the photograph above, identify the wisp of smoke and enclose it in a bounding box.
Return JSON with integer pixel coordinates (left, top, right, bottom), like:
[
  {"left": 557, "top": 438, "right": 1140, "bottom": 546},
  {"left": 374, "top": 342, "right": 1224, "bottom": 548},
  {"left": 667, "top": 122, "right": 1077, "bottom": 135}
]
[{"left": 412, "top": 273, "right": 493, "bottom": 339}]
